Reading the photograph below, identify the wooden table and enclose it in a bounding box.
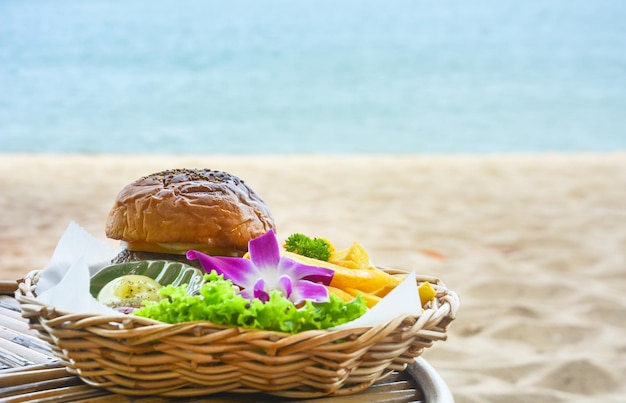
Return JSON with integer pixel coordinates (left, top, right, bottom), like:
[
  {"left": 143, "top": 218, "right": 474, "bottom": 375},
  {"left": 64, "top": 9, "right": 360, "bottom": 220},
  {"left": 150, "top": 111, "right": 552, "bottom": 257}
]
[{"left": 0, "top": 280, "right": 453, "bottom": 402}]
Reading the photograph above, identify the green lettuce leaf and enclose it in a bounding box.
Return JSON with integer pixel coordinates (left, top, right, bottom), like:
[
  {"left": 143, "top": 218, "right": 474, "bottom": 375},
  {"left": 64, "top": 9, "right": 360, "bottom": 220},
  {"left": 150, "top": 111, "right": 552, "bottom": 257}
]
[{"left": 134, "top": 271, "right": 367, "bottom": 333}]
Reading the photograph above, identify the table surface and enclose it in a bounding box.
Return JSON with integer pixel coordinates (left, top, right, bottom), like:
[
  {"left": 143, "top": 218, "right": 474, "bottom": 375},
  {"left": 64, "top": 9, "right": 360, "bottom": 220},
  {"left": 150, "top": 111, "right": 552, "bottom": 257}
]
[{"left": 0, "top": 280, "right": 453, "bottom": 402}]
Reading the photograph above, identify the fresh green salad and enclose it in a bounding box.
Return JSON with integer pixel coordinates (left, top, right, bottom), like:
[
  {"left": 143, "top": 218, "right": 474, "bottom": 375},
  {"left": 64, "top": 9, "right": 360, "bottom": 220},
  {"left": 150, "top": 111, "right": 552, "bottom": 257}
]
[{"left": 134, "top": 271, "right": 367, "bottom": 333}]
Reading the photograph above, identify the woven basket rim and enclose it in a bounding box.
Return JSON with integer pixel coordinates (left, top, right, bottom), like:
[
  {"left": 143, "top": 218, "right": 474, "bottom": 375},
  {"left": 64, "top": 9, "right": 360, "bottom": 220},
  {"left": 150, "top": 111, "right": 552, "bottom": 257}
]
[{"left": 16, "top": 266, "right": 458, "bottom": 334}]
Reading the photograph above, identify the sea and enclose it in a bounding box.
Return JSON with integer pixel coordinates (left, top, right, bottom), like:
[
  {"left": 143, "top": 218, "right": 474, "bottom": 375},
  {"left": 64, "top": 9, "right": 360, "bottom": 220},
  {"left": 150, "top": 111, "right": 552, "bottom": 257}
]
[{"left": 1, "top": 0, "right": 625, "bottom": 155}]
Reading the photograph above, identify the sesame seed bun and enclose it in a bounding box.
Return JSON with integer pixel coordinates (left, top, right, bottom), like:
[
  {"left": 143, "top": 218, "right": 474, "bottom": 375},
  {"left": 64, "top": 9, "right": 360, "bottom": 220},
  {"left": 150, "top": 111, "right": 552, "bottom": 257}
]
[{"left": 105, "top": 168, "right": 275, "bottom": 258}]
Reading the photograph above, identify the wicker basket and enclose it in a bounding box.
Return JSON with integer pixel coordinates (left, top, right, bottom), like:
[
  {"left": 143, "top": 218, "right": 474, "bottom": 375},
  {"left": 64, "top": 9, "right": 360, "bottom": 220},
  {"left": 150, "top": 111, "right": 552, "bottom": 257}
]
[{"left": 15, "top": 268, "right": 459, "bottom": 399}]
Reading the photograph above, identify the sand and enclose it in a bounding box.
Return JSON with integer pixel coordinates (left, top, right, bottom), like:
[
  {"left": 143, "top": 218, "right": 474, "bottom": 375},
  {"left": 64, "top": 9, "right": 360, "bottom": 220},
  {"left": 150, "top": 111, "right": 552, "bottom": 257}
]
[{"left": 1, "top": 152, "right": 625, "bottom": 402}]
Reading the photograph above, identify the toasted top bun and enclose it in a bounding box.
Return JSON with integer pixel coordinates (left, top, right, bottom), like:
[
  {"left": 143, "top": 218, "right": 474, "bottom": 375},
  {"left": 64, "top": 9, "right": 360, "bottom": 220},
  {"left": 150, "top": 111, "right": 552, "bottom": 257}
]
[{"left": 105, "top": 168, "right": 275, "bottom": 256}]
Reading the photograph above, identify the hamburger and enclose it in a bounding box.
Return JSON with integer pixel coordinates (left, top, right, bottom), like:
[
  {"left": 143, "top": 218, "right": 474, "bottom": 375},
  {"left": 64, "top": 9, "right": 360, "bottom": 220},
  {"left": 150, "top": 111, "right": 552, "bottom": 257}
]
[{"left": 105, "top": 168, "right": 275, "bottom": 267}]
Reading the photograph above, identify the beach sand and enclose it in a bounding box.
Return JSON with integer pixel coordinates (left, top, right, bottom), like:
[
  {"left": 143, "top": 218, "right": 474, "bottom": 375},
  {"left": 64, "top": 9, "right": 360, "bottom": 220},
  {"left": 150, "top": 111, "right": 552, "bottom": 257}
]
[{"left": 1, "top": 153, "right": 625, "bottom": 402}]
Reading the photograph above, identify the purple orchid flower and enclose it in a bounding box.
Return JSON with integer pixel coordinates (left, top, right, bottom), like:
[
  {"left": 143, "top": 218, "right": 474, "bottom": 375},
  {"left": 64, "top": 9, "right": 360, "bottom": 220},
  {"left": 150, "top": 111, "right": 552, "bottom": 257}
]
[{"left": 186, "top": 230, "right": 334, "bottom": 304}]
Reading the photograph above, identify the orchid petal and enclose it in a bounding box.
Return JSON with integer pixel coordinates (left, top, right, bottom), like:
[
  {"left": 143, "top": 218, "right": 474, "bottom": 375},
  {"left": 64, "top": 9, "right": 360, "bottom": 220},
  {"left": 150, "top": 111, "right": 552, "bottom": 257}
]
[
  {"left": 239, "top": 288, "right": 255, "bottom": 300},
  {"left": 277, "top": 274, "right": 293, "bottom": 298},
  {"left": 290, "top": 280, "right": 330, "bottom": 304},
  {"left": 188, "top": 230, "right": 337, "bottom": 305},
  {"left": 253, "top": 278, "right": 270, "bottom": 302},
  {"left": 187, "top": 250, "right": 259, "bottom": 288},
  {"left": 279, "top": 257, "right": 334, "bottom": 285},
  {"left": 249, "top": 229, "right": 280, "bottom": 270}
]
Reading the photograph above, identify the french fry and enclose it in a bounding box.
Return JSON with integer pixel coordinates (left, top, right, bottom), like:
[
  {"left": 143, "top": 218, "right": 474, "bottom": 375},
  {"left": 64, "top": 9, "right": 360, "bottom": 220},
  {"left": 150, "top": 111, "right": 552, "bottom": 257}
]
[
  {"left": 341, "top": 288, "right": 381, "bottom": 308},
  {"left": 326, "top": 286, "right": 354, "bottom": 302},
  {"left": 418, "top": 281, "right": 437, "bottom": 307},
  {"left": 283, "top": 244, "right": 404, "bottom": 307}
]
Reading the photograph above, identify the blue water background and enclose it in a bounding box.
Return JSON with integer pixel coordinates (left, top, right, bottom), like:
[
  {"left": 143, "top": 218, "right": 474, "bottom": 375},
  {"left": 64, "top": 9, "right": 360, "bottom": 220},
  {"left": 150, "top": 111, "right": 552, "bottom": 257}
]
[{"left": 1, "top": 0, "right": 625, "bottom": 154}]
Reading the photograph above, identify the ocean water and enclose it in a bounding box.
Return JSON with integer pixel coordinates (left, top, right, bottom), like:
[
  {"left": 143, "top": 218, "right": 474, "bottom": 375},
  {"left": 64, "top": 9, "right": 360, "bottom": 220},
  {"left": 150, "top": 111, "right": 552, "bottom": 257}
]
[{"left": 1, "top": 0, "right": 625, "bottom": 154}]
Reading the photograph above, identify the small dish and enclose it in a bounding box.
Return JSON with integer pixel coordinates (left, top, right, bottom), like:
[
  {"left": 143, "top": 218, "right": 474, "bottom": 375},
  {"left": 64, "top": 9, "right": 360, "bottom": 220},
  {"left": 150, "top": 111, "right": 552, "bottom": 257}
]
[{"left": 90, "top": 260, "right": 204, "bottom": 299}]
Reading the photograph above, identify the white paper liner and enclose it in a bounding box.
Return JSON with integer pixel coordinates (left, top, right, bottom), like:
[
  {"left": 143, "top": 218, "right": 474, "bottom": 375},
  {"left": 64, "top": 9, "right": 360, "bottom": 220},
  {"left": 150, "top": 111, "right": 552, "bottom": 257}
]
[
  {"left": 35, "top": 222, "right": 423, "bottom": 327},
  {"left": 36, "top": 222, "right": 121, "bottom": 315},
  {"left": 330, "top": 271, "right": 420, "bottom": 330}
]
